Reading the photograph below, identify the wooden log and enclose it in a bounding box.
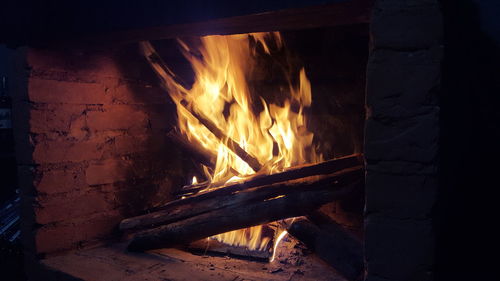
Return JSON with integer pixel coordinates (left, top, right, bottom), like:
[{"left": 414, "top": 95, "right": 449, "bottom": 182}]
[
  {"left": 120, "top": 165, "right": 363, "bottom": 231},
  {"left": 127, "top": 174, "right": 362, "bottom": 252},
  {"left": 155, "top": 154, "right": 363, "bottom": 211},
  {"left": 287, "top": 216, "right": 363, "bottom": 281},
  {"left": 179, "top": 100, "right": 263, "bottom": 172}
]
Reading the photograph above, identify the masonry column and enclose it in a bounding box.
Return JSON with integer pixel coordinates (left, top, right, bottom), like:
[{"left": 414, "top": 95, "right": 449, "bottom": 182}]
[{"left": 364, "top": 1, "right": 442, "bottom": 280}]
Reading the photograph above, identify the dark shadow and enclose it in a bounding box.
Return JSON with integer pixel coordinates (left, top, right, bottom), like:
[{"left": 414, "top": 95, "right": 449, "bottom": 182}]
[
  {"left": 111, "top": 42, "right": 199, "bottom": 218},
  {"left": 436, "top": 1, "right": 500, "bottom": 280}
]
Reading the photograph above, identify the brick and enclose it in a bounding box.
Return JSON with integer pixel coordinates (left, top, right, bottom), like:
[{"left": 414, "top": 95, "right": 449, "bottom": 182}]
[
  {"left": 28, "top": 78, "right": 107, "bottom": 104},
  {"left": 32, "top": 139, "right": 107, "bottom": 163},
  {"left": 35, "top": 210, "right": 122, "bottom": 254},
  {"left": 37, "top": 168, "right": 87, "bottom": 194},
  {"left": 85, "top": 158, "right": 130, "bottom": 185},
  {"left": 69, "top": 113, "right": 90, "bottom": 140},
  {"left": 30, "top": 104, "right": 87, "bottom": 134},
  {"left": 112, "top": 134, "right": 149, "bottom": 155},
  {"left": 86, "top": 105, "right": 149, "bottom": 132},
  {"left": 110, "top": 82, "right": 168, "bottom": 105},
  {"left": 27, "top": 47, "right": 121, "bottom": 80},
  {"left": 35, "top": 191, "right": 114, "bottom": 224}
]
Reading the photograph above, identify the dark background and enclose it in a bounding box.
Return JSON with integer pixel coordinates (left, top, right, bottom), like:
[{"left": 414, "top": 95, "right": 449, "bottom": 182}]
[
  {"left": 1, "top": 0, "right": 499, "bottom": 280},
  {"left": 437, "top": 0, "right": 500, "bottom": 280}
]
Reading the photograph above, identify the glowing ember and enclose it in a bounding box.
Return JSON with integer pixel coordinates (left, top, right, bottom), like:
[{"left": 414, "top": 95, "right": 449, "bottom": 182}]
[{"left": 141, "top": 32, "right": 322, "bottom": 253}]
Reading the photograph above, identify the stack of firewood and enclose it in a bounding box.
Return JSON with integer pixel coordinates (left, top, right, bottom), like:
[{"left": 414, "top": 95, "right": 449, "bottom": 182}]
[{"left": 120, "top": 154, "right": 364, "bottom": 280}]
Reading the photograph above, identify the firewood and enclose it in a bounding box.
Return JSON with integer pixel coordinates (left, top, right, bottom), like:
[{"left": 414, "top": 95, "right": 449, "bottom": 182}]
[
  {"left": 179, "top": 100, "right": 263, "bottom": 172},
  {"left": 158, "top": 153, "right": 363, "bottom": 209},
  {"left": 126, "top": 171, "right": 363, "bottom": 252},
  {"left": 287, "top": 216, "right": 363, "bottom": 281},
  {"left": 120, "top": 164, "right": 363, "bottom": 231}
]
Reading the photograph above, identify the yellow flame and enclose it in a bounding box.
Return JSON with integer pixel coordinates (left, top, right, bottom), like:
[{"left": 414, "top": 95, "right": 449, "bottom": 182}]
[
  {"left": 270, "top": 230, "right": 288, "bottom": 262},
  {"left": 211, "top": 225, "right": 271, "bottom": 251},
  {"left": 191, "top": 176, "right": 198, "bottom": 185},
  {"left": 141, "top": 32, "right": 321, "bottom": 252}
]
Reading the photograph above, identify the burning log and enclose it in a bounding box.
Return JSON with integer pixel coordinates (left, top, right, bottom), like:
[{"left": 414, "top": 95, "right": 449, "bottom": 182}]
[
  {"left": 141, "top": 41, "right": 263, "bottom": 172},
  {"left": 287, "top": 214, "right": 363, "bottom": 281},
  {"left": 120, "top": 154, "right": 363, "bottom": 231},
  {"left": 162, "top": 154, "right": 362, "bottom": 208},
  {"left": 179, "top": 100, "right": 263, "bottom": 172},
  {"left": 126, "top": 166, "right": 363, "bottom": 252}
]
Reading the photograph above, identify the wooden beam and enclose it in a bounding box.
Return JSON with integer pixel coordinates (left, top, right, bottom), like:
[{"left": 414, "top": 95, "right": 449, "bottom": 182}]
[{"left": 58, "top": 0, "right": 373, "bottom": 47}]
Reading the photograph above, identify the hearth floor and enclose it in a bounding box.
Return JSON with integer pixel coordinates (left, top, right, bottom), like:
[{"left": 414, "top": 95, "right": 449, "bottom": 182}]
[{"left": 40, "top": 241, "right": 347, "bottom": 281}]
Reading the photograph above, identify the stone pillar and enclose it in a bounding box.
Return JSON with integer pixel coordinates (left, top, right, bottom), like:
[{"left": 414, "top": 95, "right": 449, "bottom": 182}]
[{"left": 364, "top": 1, "right": 442, "bottom": 280}]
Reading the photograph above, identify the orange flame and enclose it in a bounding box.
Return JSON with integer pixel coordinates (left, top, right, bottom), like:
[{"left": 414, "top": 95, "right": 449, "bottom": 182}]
[{"left": 141, "top": 32, "right": 321, "bottom": 252}]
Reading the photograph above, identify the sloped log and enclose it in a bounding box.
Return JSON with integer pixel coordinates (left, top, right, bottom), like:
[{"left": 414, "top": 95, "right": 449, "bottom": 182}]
[
  {"left": 127, "top": 174, "right": 363, "bottom": 252},
  {"left": 142, "top": 41, "right": 263, "bottom": 172},
  {"left": 120, "top": 164, "right": 363, "bottom": 231},
  {"left": 287, "top": 216, "right": 363, "bottom": 281},
  {"left": 156, "top": 154, "right": 363, "bottom": 210}
]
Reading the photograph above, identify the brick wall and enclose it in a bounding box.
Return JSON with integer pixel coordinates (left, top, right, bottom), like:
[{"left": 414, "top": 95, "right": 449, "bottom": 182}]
[
  {"left": 364, "top": 1, "right": 442, "bottom": 280},
  {"left": 10, "top": 44, "right": 187, "bottom": 259}
]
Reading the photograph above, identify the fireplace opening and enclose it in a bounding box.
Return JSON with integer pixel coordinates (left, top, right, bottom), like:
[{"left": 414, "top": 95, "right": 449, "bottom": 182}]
[
  {"left": 115, "top": 25, "right": 368, "bottom": 281},
  {"left": 7, "top": 2, "right": 372, "bottom": 281}
]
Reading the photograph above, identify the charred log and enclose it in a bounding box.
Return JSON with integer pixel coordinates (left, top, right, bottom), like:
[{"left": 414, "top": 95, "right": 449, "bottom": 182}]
[
  {"left": 158, "top": 154, "right": 363, "bottom": 209},
  {"left": 126, "top": 173, "right": 362, "bottom": 252},
  {"left": 120, "top": 163, "right": 363, "bottom": 231}
]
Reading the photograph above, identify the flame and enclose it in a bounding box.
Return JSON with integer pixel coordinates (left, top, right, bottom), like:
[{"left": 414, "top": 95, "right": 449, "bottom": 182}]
[
  {"left": 191, "top": 176, "right": 198, "bottom": 185},
  {"left": 211, "top": 225, "right": 271, "bottom": 251},
  {"left": 141, "top": 32, "right": 321, "bottom": 253},
  {"left": 270, "top": 230, "right": 288, "bottom": 262}
]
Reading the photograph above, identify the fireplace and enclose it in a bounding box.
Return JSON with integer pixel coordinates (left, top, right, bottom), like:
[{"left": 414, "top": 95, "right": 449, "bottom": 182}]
[{"left": 5, "top": 1, "right": 442, "bottom": 281}]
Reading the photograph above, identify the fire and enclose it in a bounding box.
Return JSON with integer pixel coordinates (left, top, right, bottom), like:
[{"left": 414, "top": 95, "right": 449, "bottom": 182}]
[{"left": 141, "top": 32, "right": 321, "bottom": 253}]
